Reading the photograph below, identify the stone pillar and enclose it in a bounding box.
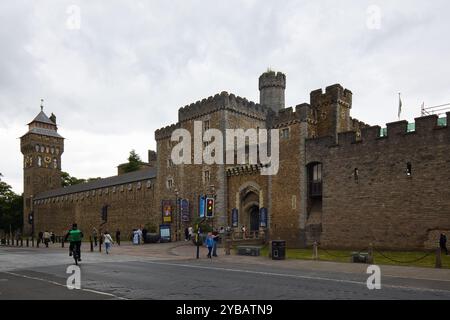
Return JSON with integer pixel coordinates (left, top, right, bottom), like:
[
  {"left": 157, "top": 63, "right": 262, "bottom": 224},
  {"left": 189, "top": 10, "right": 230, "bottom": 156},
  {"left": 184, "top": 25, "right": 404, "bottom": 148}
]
[{"left": 435, "top": 247, "right": 442, "bottom": 269}]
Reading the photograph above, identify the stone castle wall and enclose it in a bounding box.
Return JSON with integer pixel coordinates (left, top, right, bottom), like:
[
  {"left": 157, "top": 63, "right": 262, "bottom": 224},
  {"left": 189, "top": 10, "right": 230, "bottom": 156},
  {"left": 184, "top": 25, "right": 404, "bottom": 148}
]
[
  {"left": 305, "top": 113, "right": 450, "bottom": 250},
  {"left": 33, "top": 178, "right": 157, "bottom": 239}
]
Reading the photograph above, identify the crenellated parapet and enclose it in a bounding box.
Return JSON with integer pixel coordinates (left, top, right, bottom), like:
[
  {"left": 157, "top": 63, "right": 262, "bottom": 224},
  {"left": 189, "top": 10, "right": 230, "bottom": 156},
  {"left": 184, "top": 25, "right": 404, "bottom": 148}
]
[
  {"left": 269, "top": 103, "right": 314, "bottom": 128},
  {"left": 310, "top": 84, "right": 352, "bottom": 108},
  {"left": 178, "top": 91, "right": 271, "bottom": 122},
  {"left": 306, "top": 113, "right": 449, "bottom": 151},
  {"left": 154, "top": 123, "right": 181, "bottom": 141},
  {"left": 258, "top": 71, "right": 286, "bottom": 90}
]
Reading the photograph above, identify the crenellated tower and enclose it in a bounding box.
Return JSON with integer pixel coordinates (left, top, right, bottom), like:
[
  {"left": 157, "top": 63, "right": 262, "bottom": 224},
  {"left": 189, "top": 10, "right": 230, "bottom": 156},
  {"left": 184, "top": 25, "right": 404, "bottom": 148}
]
[
  {"left": 259, "top": 70, "right": 286, "bottom": 113},
  {"left": 20, "top": 102, "right": 64, "bottom": 235}
]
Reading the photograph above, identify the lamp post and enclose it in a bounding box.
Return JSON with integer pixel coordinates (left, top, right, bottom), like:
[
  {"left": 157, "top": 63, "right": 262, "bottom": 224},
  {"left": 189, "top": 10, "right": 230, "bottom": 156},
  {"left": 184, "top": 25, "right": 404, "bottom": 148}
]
[{"left": 174, "top": 188, "right": 179, "bottom": 241}]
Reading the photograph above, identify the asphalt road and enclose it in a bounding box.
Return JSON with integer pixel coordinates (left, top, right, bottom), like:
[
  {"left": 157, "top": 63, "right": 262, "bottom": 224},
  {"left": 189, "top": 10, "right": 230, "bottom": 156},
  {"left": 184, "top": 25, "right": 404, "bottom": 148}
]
[{"left": 1, "top": 247, "right": 450, "bottom": 300}]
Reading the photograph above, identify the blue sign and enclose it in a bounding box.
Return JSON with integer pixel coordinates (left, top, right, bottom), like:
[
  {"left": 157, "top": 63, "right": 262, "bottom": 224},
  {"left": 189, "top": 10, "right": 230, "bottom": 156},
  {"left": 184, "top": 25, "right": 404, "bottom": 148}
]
[
  {"left": 231, "top": 208, "right": 238, "bottom": 227},
  {"left": 259, "top": 207, "right": 267, "bottom": 228},
  {"left": 180, "top": 199, "right": 190, "bottom": 222},
  {"left": 199, "top": 195, "right": 206, "bottom": 218}
]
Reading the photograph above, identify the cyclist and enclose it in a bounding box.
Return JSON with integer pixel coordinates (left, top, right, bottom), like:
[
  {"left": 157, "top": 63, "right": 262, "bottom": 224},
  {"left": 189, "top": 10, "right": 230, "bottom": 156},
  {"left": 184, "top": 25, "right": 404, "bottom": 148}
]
[{"left": 64, "top": 223, "right": 84, "bottom": 261}]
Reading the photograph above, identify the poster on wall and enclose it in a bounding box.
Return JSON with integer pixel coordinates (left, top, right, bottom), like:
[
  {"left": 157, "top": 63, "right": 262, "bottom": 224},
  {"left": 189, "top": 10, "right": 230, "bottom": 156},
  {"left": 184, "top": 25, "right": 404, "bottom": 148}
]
[
  {"left": 162, "top": 200, "right": 173, "bottom": 223},
  {"left": 259, "top": 207, "right": 267, "bottom": 228},
  {"left": 231, "top": 208, "right": 238, "bottom": 227},
  {"left": 199, "top": 195, "right": 206, "bottom": 218},
  {"left": 180, "top": 199, "right": 190, "bottom": 222}
]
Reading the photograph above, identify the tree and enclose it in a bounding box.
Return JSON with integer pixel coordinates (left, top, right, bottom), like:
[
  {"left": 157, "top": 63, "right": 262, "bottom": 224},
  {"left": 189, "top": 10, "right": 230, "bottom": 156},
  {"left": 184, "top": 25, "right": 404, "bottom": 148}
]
[
  {"left": 0, "top": 173, "right": 23, "bottom": 232},
  {"left": 61, "top": 171, "right": 86, "bottom": 186},
  {"left": 121, "top": 150, "right": 144, "bottom": 173}
]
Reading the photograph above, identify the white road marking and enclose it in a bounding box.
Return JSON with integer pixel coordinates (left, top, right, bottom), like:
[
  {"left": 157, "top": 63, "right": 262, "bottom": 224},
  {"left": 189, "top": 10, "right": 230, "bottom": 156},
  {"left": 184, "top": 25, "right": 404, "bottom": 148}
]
[
  {"left": 3, "top": 271, "right": 127, "bottom": 300},
  {"left": 140, "top": 260, "right": 450, "bottom": 294}
]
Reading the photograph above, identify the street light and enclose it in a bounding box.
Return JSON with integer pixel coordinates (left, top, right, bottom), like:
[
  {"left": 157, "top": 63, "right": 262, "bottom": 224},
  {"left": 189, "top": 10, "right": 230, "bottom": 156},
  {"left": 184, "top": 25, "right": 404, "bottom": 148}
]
[{"left": 174, "top": 188, "right": 179, "bottom": 241}]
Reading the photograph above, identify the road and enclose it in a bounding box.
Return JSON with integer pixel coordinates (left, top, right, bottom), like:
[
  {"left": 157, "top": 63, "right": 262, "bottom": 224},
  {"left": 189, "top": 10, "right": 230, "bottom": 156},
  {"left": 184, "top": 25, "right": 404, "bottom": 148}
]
[{"left": 1, "top": 246, "right": 450, "bottom": 300}]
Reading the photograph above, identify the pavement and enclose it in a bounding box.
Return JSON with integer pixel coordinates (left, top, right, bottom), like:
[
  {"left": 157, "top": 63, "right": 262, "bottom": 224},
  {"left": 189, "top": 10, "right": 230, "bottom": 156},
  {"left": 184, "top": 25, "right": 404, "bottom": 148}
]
[{"left": 1, "top": 241, "right": 450, "bottom": 300}]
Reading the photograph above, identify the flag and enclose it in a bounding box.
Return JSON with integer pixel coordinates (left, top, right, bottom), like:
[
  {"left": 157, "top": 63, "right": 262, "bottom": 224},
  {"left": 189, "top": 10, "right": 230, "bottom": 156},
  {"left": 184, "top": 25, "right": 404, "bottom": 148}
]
[{"left": 398, "top": 93, "right": 402, "bottom": 119}]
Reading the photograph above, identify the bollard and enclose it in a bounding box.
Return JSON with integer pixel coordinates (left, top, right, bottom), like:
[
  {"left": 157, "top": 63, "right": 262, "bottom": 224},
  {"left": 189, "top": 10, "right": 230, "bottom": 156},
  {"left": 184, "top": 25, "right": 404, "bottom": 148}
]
[
  {"left": 313, "top": 241, "right": 319, "bottom": 260},
  {"left": 32, "top": 237, "right": 35, "bottom": 247},
  {"left": 90, "top": 237, "right": 94, "bottom": 252},
  {"left": 435, "top": 247, "right": 442, "bottom": 269},
  {"left": 368, "top": 243, "right": 374, "bottom": 264},
  {"left": 99, "top": 238, "right": 102, "bottom": 252},
  {"left": 62, "top": 239, "right": 64, "bottom": 248},
  {"left": 21, "top": 238, "right": 23, "bottom": 247},
  {"left": 26, "top": 238, "right": 29, "bottom": 247}
]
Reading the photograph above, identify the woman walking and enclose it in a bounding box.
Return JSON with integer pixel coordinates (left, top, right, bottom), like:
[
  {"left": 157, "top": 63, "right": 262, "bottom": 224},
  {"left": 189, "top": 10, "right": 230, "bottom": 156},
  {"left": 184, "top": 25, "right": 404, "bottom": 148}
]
[
  {"left": 205, "top": 232, "right": 214, "bottom": 259},
  {"left": 103, "top": 231, "right": 114, "bottom": 254}
]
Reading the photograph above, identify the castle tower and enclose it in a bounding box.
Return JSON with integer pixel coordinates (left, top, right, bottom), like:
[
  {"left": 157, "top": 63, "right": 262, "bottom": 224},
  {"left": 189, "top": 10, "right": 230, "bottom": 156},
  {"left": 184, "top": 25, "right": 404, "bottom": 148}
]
[
  {"left": 259, "top": 70, "right": 286, "bottom": 112},
  {"left": 20, "top": 101, "right": 64, "bottom": 235}
]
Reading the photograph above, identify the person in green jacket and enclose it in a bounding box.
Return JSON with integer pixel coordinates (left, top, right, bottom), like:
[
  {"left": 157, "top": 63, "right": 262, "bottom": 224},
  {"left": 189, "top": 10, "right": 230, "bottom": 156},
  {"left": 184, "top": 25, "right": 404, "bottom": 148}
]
[{"left": 64, "top": 223, "right": 84, "bottom": 261}]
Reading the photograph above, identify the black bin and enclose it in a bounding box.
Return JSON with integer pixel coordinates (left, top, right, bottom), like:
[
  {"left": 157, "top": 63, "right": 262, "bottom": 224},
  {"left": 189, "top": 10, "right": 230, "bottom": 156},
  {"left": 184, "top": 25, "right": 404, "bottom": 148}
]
[{"left": 271, "top": 240, "right": 286, "bottom": 260}]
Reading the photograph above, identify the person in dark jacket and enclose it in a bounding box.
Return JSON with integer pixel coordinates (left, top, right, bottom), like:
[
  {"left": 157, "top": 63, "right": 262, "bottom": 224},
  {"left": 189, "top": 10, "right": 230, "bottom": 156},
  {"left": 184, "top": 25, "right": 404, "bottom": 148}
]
[
  {"left": 440, "top": 233, "right": 448, "bottom": 255},
  {"left": 115, "top": 229, "right": 121, "bottom": 246},
  {"left": 212, "top": 230, "right": 219, "bottom": 257}
]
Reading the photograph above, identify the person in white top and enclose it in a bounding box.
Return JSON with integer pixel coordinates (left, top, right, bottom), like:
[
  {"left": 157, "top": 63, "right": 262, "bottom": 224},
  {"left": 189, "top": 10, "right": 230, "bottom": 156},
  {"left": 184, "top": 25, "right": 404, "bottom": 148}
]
[{"left": 103, "top": 231, "right": 114, "bottom": 254}]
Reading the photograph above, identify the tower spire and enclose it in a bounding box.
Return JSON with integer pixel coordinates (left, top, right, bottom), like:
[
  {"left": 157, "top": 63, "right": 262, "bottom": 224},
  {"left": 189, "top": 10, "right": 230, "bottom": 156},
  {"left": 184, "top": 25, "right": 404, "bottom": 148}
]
[{"left": 40, "top": 99, "right": 44, "bottom": 111}]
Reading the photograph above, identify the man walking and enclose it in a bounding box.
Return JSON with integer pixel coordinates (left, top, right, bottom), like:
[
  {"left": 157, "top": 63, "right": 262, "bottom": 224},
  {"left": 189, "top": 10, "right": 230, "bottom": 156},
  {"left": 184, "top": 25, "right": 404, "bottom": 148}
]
[
  {"left": 103, "top": 231, "right": 114, "bottom": 254},
  {"left": 43, "top": 231, "right": 51, "bottom": 248},
  {"left": 205, "top": 232, "right": 214, "bottom": 259},
  {"left": 115, "top": 229, "right": 121, "bottom": 246},
  {"left": 92, "top": 228, "right": 98, "bottom": 247},
  {"left": 440, "top": 233, "right": 448, "bottom": 255}
]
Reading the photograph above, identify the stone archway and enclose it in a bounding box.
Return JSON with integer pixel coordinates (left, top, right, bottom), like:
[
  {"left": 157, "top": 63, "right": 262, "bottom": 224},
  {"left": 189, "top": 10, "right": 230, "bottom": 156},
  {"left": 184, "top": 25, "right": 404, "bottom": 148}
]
[{"left": 238, "top": 181, "right": 262, "bottom": 232}]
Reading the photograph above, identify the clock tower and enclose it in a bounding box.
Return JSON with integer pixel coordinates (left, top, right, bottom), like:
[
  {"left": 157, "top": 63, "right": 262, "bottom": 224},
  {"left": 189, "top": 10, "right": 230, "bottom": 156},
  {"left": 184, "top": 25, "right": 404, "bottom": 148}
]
[{"left": 20, "top": 101, "right": 64, "bottom": 235}]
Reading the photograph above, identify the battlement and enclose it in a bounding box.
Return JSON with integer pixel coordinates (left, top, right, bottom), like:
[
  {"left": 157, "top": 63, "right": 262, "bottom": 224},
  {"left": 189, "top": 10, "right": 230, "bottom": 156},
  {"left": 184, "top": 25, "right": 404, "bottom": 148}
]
[
  {"left": 270, "top": 103, "right": 312, "bottom": 127},
  {"left": 154, "top": 123, "right": 181, "bottom": 141},
  {"left": 258, "top": 71, "right": 286, "bottom": 90},
  {"left": 310, "top": 84, "right": 352, "bottom": 107},
  {"left": 307, "top": 113, "right": 449, "bottom": 151},
  {"left": 178, "top": 91, "right": 271, "bottom": 122}
]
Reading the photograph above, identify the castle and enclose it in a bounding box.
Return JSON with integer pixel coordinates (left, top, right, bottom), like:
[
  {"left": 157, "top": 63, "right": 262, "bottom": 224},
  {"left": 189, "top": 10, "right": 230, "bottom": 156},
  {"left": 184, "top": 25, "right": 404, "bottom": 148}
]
[{"left": 21, "top": 71, "right": 450, "bottom": 249}]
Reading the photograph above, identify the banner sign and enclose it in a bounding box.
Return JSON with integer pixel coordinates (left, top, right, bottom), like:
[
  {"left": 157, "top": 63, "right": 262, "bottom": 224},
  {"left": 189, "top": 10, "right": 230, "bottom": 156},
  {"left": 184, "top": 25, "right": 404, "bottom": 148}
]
[
  {"left": 231, "top": 208, "right": 238, "bottom": 227},
  {"left": 259, "top": 207, "right": 267, "bottom": 228},
  {"left": 180, "top": 199, "right": 190, "bottom": 222},
  {"left": 162, "top": 200, "right": 173, "bottom": 223},
  {"left": 199, "top": 195, "right": 206, "bottom": 218}
]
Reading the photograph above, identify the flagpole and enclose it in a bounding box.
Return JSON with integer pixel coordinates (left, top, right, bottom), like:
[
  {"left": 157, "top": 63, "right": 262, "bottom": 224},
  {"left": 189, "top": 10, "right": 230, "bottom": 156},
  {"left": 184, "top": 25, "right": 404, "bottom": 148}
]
[{"left": 398, "top": 92, "right": 401, "bottom": 120}]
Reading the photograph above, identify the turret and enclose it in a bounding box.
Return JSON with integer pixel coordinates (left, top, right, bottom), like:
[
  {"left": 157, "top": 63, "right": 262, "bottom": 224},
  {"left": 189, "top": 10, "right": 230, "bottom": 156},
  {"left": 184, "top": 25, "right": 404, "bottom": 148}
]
[{"left": 259, "top": 70, "right": 286, "bottom": 113}]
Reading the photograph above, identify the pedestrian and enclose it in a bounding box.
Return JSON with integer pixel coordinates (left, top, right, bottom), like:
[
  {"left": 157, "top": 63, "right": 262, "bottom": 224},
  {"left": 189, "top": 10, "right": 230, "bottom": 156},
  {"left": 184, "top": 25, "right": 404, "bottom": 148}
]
[
  {"left": 115, "top": 229, "right": 121, "bottom": 246},
  {"left": 212, "top": 230, "right": 219, "bottom": 257},
  {"left": 184, "top": 227, "right": 189, "bottom": 241},
  {"left": 38, "top": 231, "right": 43, "bottom": 245},
  {"left": 188, "top": 226, "right": 193, "bottom": 241},
  {"left": 142, "top": 227, "right": 148, "bottom": 244},
  {"left": 137, "top": 228, "right": 143, "bottom": 244},
  {"left": 103, "top": 231, "right": 114, "bottom": 254},
  {"left": 241, "top": 225, "right": 247, "bottom": 239},
  {"left": 440, "top": 233, "right": 448, "bottom": 255},
  {"left": 43, "top": 231, "right": 51, "bottom": 248},
  {"left": 133, "top": 229, "right": 139, "bottom": 245},
  {"left": 50, "top": 232, "right": 55, "bottom": 244},
  {"left": 205, "top": 232, "right": 214, "bottom": 259},
  {"left": 92, "top": 227, "right": 98, "bottom": 247}
]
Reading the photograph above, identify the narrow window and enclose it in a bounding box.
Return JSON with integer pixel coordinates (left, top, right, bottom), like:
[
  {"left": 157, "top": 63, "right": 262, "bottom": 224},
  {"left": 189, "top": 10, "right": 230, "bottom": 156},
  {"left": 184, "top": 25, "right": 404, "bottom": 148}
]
[
  {"left": 354, "top": 168, "right": 359, "bottom": 181},
  {"left": 281, "top": 128, "right": 290, "bottom": 139},
  {"left": 203, "top": 120, "right": 210, "bottom": 131},
  {"left": 37, "top": 156, "right": 42, "bottom": 167},
  {"left": 406, "top": 162, "right": 412, "bottom": 176},
  {"left": 204, "top": 170, "right": 210, "bottom": 184}
]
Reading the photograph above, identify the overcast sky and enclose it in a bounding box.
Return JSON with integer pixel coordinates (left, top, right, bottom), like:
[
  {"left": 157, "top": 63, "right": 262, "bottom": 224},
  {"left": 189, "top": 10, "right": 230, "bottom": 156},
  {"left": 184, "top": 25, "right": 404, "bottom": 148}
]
[{"left": 1, "top": 0, "right": 449, "bottom": 193}]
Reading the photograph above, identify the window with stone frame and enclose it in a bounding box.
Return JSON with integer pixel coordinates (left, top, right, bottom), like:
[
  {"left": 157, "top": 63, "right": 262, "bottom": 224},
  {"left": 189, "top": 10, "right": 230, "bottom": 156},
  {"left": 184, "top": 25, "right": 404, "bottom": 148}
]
[
  {"left": 203, "top": 120, "right": 210, "bottom": 131},
  {"left": 167, "top": 178, "right": 174, "bottom": 190},
  {"left": 281, "top": 127, "right": 290, "bottom": 139},
  {"left": 203, "top": 170, "right": 211, "bottom": 184}
]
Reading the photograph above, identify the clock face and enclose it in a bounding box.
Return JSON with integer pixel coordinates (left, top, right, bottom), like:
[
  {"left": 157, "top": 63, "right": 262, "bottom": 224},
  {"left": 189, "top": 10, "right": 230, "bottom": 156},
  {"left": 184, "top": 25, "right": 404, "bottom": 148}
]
[{"left": 44, "top": 156, "right": 52, "bottom": 164}]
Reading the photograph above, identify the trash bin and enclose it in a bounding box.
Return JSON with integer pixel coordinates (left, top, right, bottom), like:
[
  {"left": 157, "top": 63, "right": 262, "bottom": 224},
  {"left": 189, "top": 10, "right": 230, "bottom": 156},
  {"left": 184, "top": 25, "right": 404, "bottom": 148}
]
[{"left": 271, "top": 240, "right": 286, "bottom": 260}]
